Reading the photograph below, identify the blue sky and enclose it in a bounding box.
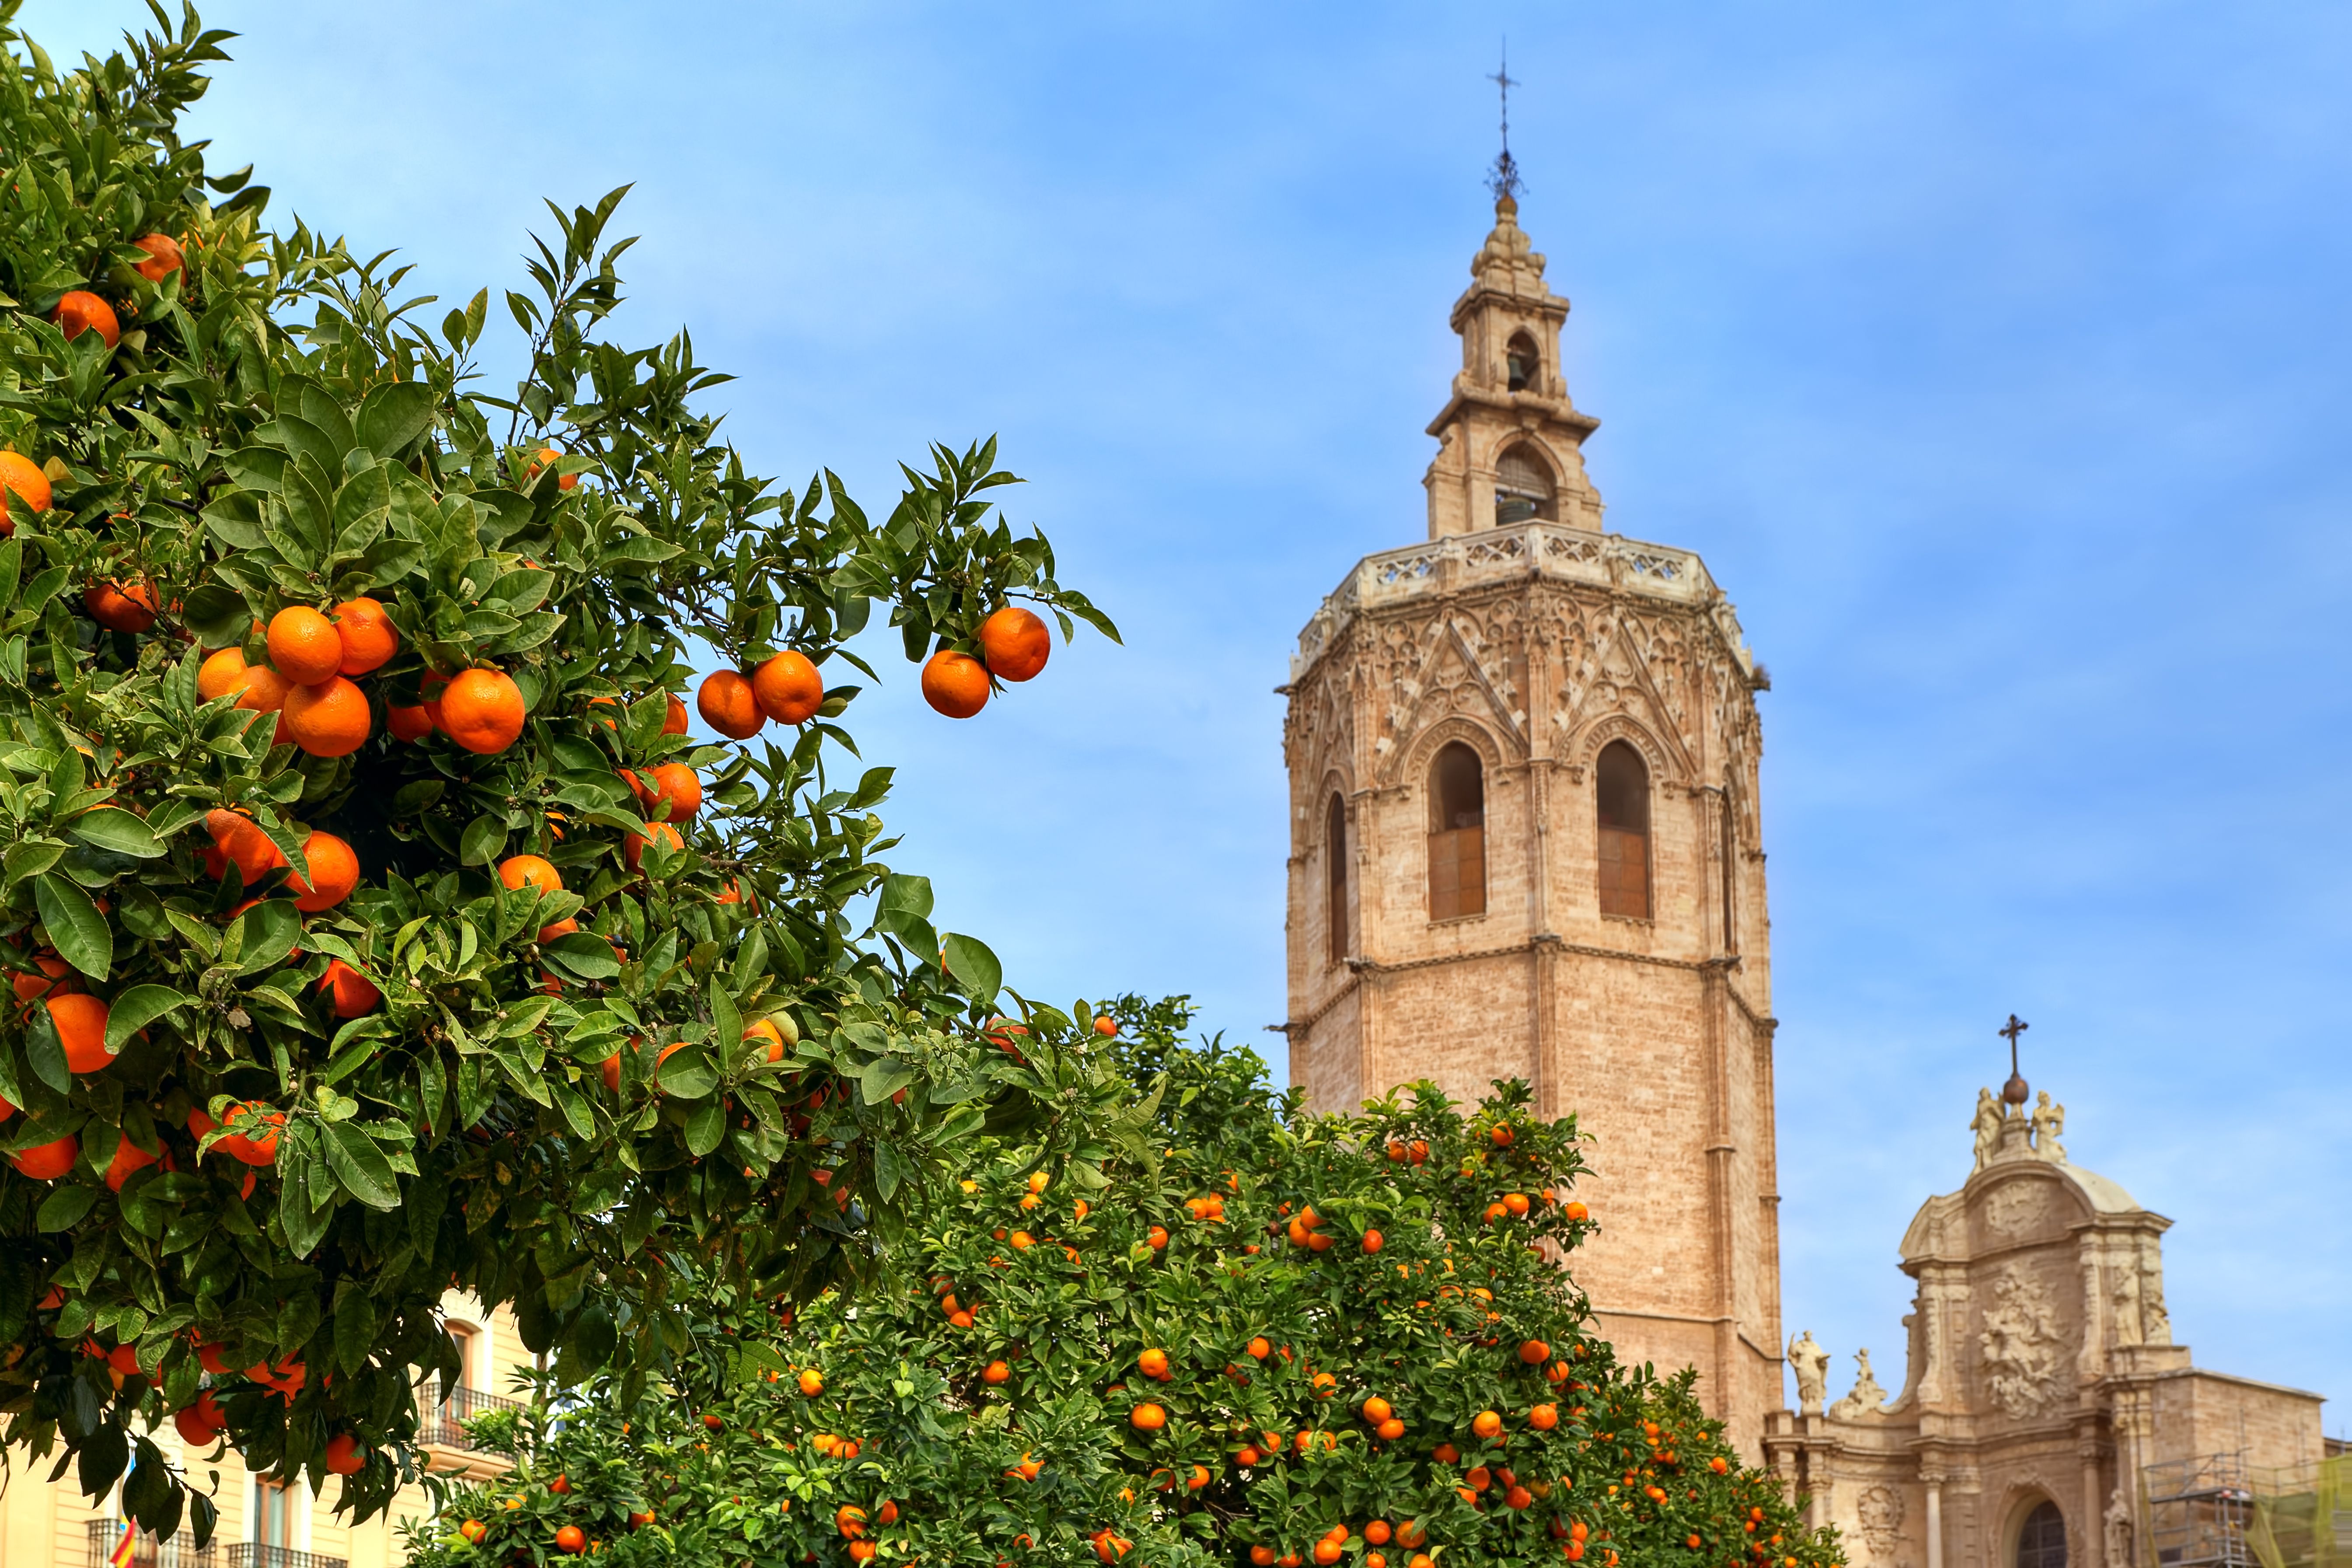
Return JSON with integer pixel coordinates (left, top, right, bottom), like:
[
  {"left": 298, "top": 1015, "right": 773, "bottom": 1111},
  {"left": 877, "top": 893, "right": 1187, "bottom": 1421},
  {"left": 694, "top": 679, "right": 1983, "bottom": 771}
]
[{"left": 26, "top": 1, "right": 2349, "bottom": 1435}]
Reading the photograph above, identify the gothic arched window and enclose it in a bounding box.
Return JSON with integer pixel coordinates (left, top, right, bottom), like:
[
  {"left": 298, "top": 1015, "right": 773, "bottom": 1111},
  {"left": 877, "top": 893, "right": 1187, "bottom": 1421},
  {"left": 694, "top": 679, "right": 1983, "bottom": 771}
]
[
  {"left": 1325, "top": 792, "right": 1349, "bottom": 964},
  {"left": 1506, "top": 329, "right": 1539, "bottom": 393},
  {"left": 1596, "top": 740, "right": 1651, "bottom": 920},
  {"left": 1495, "top": 444, "right": 1556, "bottom": 525},
  {"left": 2016, "top": 1502, "right": 2067, "bottom": 1568},
  {"left": 1428, "top": 742, "right": 1487, "bottom": 920}
]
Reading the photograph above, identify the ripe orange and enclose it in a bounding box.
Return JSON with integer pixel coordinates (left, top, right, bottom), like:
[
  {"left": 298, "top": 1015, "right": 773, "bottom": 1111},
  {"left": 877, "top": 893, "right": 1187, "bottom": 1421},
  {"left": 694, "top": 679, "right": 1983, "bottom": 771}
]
[
  {"left": 1366, "top": 1524, "right": 1392, "bottom": 1547},
  {"left": 1129, "top": 1402, "right": 1166, "bottom": 1432},
  {"left": 1518, "top": 1338, "right": 1550, "bottom": 1365},
  {"left": 441, "top": 668, "right": 526, "bottom": 754},
  {"left": 524, "top": 447, "right": 577, "bottom": 491},
  {"left": 197, "top": 647, "right": 248, "bottom": 701},
  {"left": 750, "top": 650, "right": 824, "bottom": 724},
  {"left": 663, "top": 695, "right": 689, "bottom": 734},
  {"left": 0, "top": 450, "right": 51, "bottom": 533},
  {"left": 625, "top": 820, "right": 683, "bottom": 872},
  {"left": 268, "top": 606, "right": 342, "bottom": 685},
  {"left": 54, "top": 290, "right": 119, "bottom": 347},
  {"left": 133, "top": 234, "right": 184, "bottom": 281},
  {"left": 1490, "top": 1124, "right": 1514, "bottom": 1148},
  {"left": 1362, "top": 1229, "right": 1384, "bottom": 1253},
  {"left": 103, "top": 1133, "right": 157, "bottom": 1192},
  {"left": 1710, "top": 1456, "right": 1729, "bottom": 1474},
  {"left": 8, "top": 1133, "right": 77, "bottom": 1179},
  {"left": 799, "top": 1368, "right": 825, "bottom": 1396},
  {"left": 499, "top": 855, "right": 563, "bottom": 894},
  {"left": 1314, "top": 1544, "right": 1342, "bottom": 1565},
  {"left": 332, "top": 597, "right": 398, "bottom": 675},
  {"left": 1504, "top": 1191, "right": 1531, "bottom": 1217},
  {"left": 921, "top": 650, "right": 990, "bottom": 719},
  {"left": 698, "top": 670, "right": 765, "bottom": 739},
  {"left": 319, "top": 958, "right": 381, "bottom": 1018},
  {"left": 1471, "top": 1410, "right": 1504, "bottom": 1439},
  {"left": 387, "top": 703, "right": 434, "bottom": 742},
  {"left": 1529, "top": 1403, "right": 1559, "bottom": 1431},
  {"left": 48, "top": 994, "right": 114, "bottom": 1074},
  {"left": 1094, "top": 1014, "right": 1118, "bottom": 1037},
  {"left": 1247, "top": 1337, "right": 1271, "bottom": 1359},
  {"left": 637, "top": 761, "right": 702, "bottom": 821},
  {"left": 553, "top": 1525, "right": 586, "bottom": 1554},
  {"left": 979, "top": 605, "right": 1051, "bottom": 681},
  {"left": 1563, "top": 1201, "right": 1589, "bottom": 1222},
  {"left": 13, "top": 952, "right": 71, "bottom": 1002},
  {"left": 325, "top": 1433, "right": 366, "bottom": 1475},
  {"left": 458, "top": 1520, "right": 488, "bottom": 1545},
  {"left": 1252, "top": 1551, "right": 1277, "bottom": 1567},
  {"left": 1138, "top": 1348, "right": 1170, "bottom": 1380},
  {"left": 85, "top": 580, "right": 158, "bottom": 632},
  {"left": 744, "top": 1018, "right": 788, "bottom": 1063},
  {"left": 289, "top": 831, "right": 359, "bottom": 911},
  {"left": 283, "top": 676, "right": 370, "bottom": 758},
  {"left": 1378, "top": 1418, "right": 1406, "bottom": 1440},
  {"left": 206, "top": 808, "right": 286, "bottom": 884},
  {"left": 173, "top": 1391, "right": 227, "bottom": 1446}
]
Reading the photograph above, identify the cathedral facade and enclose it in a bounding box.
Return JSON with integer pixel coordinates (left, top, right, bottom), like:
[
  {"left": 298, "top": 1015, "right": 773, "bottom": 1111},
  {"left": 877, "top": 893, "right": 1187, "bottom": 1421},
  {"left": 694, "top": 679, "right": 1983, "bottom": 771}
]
[{"left": 1279, "top": 192, "right": 1785, "bottom": 1456}]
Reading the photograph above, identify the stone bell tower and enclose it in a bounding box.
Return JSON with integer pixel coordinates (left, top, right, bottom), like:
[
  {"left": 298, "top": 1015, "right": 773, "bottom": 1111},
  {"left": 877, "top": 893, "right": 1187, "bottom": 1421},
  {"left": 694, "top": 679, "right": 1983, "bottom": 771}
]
[{"left": 1278, "top": 190, "right": 1786, "bottom": 1456}]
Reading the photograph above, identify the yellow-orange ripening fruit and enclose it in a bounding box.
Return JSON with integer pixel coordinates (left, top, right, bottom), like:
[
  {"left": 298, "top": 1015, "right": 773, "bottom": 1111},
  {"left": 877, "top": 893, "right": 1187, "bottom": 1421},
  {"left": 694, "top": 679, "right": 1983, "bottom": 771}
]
[
  {"left": 524, "top": 447, "right": 577, "bottom": 490},
  {"left": 197, "top": 647, "right": 248, "bottom": 701},
  {"left": 498, "top": 855, "right": 564, "bottom": 894},
  {"left": 698, "top": 670, "right": 765, "bottom": 740},
  {"left": 978, "top": 605, "right": 1051, "bottom": 682},
  {"left": 54, "top": 290, "right": 119, "bottom": 348},
  {"left": 84, "top": 580, "right": 158, "bottom": 632},
  {"left": 1471, "top": 1410, "right": 1504, "bottom": 1439},
  {"left": 133, "top": 234, "right": 184, "bottom": 281},
  {"left": 0, "top": 450, "right": 52, "bottom": 534},
  {"left": 1518, "top": 1339, "right": 1550, "bottom": 1365},
  {"left": 268, "top": 606, "right": 344, "bottom": 685},
  {"left": 920, "top": 650, "right": 989, "bottom": 719},
  {"left": 441, "top": 668, "right": 527, "bottom": 754},
  {"left": 282, "top": 676, "right": 371, "bottom": 758},
  {"left": 288, "top": 831, "right": 360, "bottom": 912},
  {"left": 798, "top": 1368, "right": 825, "bottom": 1396},
  {"left": 332, "top": 597, "right": 399, "bottom": 675},
  {"left": 750, "top": 650, "right": 825, "bottom": 724}
]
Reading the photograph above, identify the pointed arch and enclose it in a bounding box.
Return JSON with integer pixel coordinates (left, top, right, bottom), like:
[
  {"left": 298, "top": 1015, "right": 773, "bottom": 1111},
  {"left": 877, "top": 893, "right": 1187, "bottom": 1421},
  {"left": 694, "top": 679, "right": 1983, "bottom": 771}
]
[
  {"left": 1495, "top": 441, "right": 1556, "bottom": 524},
  {"left": 1323, "top": 783, "right": 1350, "bottom": 964},
  {"left": 1596, "top": 739, "right": 1651, "bottom": 920},
  {"left": 1428, "top": 740, "right": 1487, "bottom": 920}
]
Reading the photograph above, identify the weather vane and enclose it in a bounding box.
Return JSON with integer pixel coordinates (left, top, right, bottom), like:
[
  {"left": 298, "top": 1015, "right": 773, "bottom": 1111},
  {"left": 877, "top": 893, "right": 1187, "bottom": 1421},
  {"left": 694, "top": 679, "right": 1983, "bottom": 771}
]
[
  {"left": 1487, "top": 42, "right": 1524, "bottom": 201},
  {"left": 1998, "top": 1013, "right": 2031, "bottom": 1107}
]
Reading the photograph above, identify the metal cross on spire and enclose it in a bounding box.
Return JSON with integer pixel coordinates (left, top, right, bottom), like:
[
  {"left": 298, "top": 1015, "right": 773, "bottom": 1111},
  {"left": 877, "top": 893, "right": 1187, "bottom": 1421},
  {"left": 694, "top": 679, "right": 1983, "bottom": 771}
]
[
  {"left": 1998, "top": 1013, "right": 2031, "bottom": 1107},
  {"left": 1487, "top": 43, "right": 1524, "bottom": 201}
]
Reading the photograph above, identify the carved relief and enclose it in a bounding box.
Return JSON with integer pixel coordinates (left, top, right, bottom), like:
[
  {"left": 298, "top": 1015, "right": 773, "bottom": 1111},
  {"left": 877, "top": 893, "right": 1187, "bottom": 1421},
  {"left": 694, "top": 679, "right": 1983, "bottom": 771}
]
[
  {"left": 1983, "top": 1181, "right": 2053, "bottom": 1238},
  {"left": 1829, "top": 1348, "right": 1890, "bottom": 1420},
  {"left": 1371, "top": 601, "right": 1532, "bottom": 783},
  {"left": 1856, "top": 1484, "right": 1906, "bottom": 1563},
  {"left": 1978, "top": 1267, "right": 2069, "bottom": 1418}
]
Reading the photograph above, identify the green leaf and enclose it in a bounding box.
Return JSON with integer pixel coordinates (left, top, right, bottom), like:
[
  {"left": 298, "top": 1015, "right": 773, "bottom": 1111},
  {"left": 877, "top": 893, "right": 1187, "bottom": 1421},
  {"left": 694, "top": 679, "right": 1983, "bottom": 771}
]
[
  {"left": 37, "top": 1183, "right": 98, "bottom": 1232},
  {"left": 24, "top": 1003, "right": 70, "bottom": 1093},
  {"left": 655, "top": 1041, "right": 718, "bottom": 1100},
  {"left": 355, "top": 381, "right": 437, "bottom": 457},
  {"left": 544, "top": 932, "right": 619, "bottom": 980},
  {"left": 941, "top": 932, "right": 1001, "bottom": 1002},
  {"left": 35, "top": 873, "right": 109, "bottom": 980},
  {"left": 458, "top": 813, "right": 506, "bottom": 867},
  {"left": 683, "top": 1098, "right": 724, "bottom": 1156},
  {"left": 860, "top": 1055, "right": 917, "bottom": 1107},
  {"left": 180, "top": 583, "right": 249, "bottom": 647},
  {"left": 68, "top": 807, "right": 162, "bottom": 858},
  {"left": 233, "top": 901, "right": 301, "bottom": 976},
  {"left": 320, "top": 1121, "right": 398, "bottom": 1209},
  {"left": 105, "top": 986, "right": 189, "bottom": 1051}
]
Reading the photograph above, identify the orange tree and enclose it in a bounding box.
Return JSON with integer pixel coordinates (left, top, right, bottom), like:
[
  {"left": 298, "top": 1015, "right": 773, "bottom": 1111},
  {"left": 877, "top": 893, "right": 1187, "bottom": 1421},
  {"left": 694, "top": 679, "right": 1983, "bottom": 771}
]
[
  {"left": 0, "top": 1, "right": 1116, "bottom": 1542},
  {"left": 406, "top": 998, "right": 1841, "bottom": 1568}
]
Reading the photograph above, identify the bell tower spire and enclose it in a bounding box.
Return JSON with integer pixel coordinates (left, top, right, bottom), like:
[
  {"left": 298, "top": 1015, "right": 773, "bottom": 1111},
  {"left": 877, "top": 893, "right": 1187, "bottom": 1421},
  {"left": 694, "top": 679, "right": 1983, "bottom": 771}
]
[{"left": 1424, "top": 100, "right": 1605, "bottom": 539}]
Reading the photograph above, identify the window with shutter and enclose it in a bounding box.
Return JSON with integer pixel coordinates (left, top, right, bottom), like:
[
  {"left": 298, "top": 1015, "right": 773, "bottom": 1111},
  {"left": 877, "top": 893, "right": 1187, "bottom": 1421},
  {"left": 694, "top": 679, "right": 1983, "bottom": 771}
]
[
  {"left": 1596, "top": 740, "right": 1651, "bottom": 919},
  {"left": 1427, "top": 743, "right": 1487, "bottom": 920}
]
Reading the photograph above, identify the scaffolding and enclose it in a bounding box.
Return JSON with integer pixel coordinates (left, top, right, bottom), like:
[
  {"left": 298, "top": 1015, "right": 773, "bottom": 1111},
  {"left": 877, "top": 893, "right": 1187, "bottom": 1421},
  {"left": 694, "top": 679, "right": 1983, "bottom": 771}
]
[{"left": 2146, "top": 1454, "right": 2351, "bottom": 1568}]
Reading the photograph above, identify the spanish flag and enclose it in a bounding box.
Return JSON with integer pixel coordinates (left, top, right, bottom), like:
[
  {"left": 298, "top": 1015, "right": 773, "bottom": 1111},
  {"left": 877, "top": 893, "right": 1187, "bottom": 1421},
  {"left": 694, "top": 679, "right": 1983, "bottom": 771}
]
[{"left": 108, "top": 1519, "right": 136, "bottom": 1568}]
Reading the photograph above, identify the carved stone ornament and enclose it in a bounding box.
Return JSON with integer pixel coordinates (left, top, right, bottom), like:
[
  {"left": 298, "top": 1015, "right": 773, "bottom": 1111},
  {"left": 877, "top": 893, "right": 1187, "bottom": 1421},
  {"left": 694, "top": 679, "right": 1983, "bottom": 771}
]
[
  {"left": 1789, "top": 1330, "right": 1831, "bottom": 1415},
  {"left": 1857, "top": 1484, "right": 1907, "bottom": 1562},
  {"left": 1984, "top": 1181, "right": 2052, "bottom": 1238},
  {"left": 1978, "top": 1266, "right": 2069, "bottom": 1418},
  {"left": 1829, "top": 1348, "right": 1890, "bottom": 1420}
]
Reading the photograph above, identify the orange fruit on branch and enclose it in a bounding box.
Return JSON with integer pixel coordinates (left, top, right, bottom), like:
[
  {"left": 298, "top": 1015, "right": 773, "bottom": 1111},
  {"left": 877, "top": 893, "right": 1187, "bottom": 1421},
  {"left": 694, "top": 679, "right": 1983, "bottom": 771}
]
[
  {"left": 979, "top": 605, "right": 1050, "bottom": 682},
  {"left": 920, "top": 649, "right": 989, "bottom": 718},
  {"left": 636, "top": 761, "right": 701, "bottom": 821},
  {"left": 331, "top": 597, "right": 398, "bottom": 675},
  {"left": 196, "top": 646, "right": 248, "bottom": 701},
  {"left": 288, "top": 831, "right": 358, "bottom": 911},
  {"left": 103, "top": 1134, "right": 157, "bottom": 1192},
  {"left": 625, "top": 820, "right": 683, "bottom": 872},
  {"left": 751, "top": 650, "right": 824, "bottom": 724},
  {"left": 325, "top": 1433, "right": 366, "bottom": 1475},
  {"left": 133, "top": 234, "right": 184, "bottom": 281},
  {"left": 1129, "top": 1401, "right": 1166, "bottom": 1432},
  {"left": 497, "top": 854, "right": 563, "bottom": 894},
  {"left": 0, "top": 450, "right": 51, "bottom": 533},
  {"left": 46, "top": 993, "right": 113, "bottom": 1075},
  {"left": 319, "top": 958, "right": 381, "bottom": 1018},
  {"left": 524, "top": 447, "right": 577, "bottom": 491},
  {"left": 283, "top": 676, "right": 370, "bottom": 758},
  {"left": 54, "top": 290, "right": 119, "bottom": 347},
  {"left": 7, "top": 1133, "right": 77, "bottom": 1179},
  {"left": 698, "top": 669, "right": 765, "bottom": 739},
  {"left": 84, "top": 579, "right": 157, "bottom": 632},
  {"left": 267, "top": 606, "right": 342, "bottom": 685},
  {"left": 440, "top": 667, "right": 526, "bottom": 754}
]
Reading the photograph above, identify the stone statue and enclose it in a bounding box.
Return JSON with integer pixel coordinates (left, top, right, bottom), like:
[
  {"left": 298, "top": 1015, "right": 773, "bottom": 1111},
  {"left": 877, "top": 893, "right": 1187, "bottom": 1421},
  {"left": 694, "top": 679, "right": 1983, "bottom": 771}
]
[
  {"left": 1972, "top": 1088, "right": 2004, "bottom": 1171},
  {"left": 1829, "top": 1348, "right": 1889, "bottom": 1420},
  {"left": 2110, "top": 1257, "right": 2144, "bottom": 1347},
  {"left": 2031, "top": 1090, "right": 2067, "bottom": 1163},
  {"left": 2104, "top": 1488, "right": 2136, "bottom": 1568},
  {"left": 2141, "top": 1264, "right": 2172, "bottom": 1346},
  {"left": 1789, "top": 1331, "right": 1831, "bottom": 1415}
]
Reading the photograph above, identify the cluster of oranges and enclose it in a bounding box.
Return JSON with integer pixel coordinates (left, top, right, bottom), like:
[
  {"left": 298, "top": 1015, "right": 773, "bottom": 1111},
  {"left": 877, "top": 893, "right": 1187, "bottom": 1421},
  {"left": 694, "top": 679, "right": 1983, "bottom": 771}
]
[
  {"left": 34, "top": 232, "right": 183, "bottom": 356},
  {"left": 196, "top": 603, "right": 525, "bottom": 760},
  {"left": 918, "top": 604, "right": 1052, "bottom": 720},
  {"left": 697, "top": 648, "right": 824, "bottom": 740},
  {"left": 1247, "top": 1518, "right": 1431, "bottom": 1568}
]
